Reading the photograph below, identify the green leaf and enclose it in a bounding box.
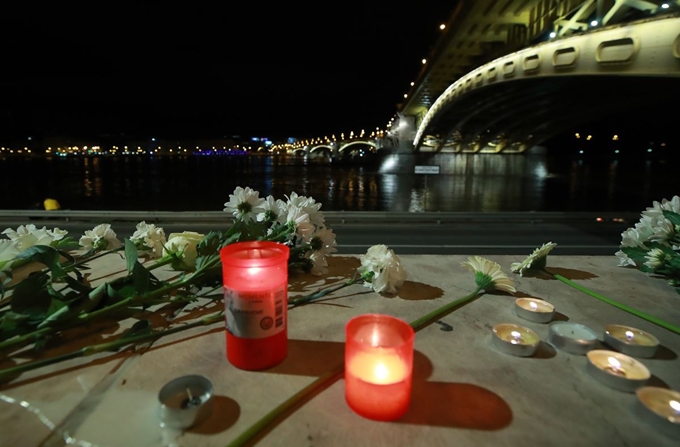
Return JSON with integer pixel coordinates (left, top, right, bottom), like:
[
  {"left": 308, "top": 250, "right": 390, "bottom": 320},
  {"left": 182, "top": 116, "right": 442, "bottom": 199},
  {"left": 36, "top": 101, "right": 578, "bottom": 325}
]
[
  {"left": 124, "top": 239, "right": 139, "bottom": 275},
  {"left": 13, "top": 245, "right": 66, "bottom": 280},
  {"left": 132, "top": 261, "right": 151, "bottom": 295},
  {"left": 53, "top": 237, "right": 80, "bottom": 251},
  {"left": 10, "top": 273, "right": 52, "bottom": 316},
  {"left": 663, "top": 210, "right": 680, "bottom": 226},
  {"left": 37, "top": 283, "right": 107, "bottom": 329},
  {"left": 621, "top": 247, "right": 651, "bottom": 270}
]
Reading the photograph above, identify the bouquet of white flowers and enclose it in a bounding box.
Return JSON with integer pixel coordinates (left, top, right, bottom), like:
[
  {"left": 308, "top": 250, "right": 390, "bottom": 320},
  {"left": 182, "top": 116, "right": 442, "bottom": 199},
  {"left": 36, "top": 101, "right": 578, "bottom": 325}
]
[{"left": 615, "top": 195, "right": 680, "bottom": 294}]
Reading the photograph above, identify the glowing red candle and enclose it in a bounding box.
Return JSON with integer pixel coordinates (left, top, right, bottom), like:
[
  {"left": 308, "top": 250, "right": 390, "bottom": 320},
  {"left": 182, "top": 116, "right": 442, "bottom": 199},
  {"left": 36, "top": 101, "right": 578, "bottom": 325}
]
[
  {"left": 220, "top": 241, "right": 289, "bottom": 370},
  {"left": 345, "top": 314, "right": 415, "bottom": 421}
]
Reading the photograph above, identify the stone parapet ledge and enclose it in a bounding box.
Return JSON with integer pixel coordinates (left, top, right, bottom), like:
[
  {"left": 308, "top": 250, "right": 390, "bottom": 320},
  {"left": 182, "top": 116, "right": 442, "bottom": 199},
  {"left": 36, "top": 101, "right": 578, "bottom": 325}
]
[{"left": 0, "top": 254, "right": 678, "bottom": 446}]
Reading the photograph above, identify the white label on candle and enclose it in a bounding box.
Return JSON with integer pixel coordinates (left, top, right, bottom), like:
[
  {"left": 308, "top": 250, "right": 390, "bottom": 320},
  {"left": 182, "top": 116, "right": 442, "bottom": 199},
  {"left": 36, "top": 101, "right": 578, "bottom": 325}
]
[{"left": 224, "top": 285, "right": 286, "bottom": 338}]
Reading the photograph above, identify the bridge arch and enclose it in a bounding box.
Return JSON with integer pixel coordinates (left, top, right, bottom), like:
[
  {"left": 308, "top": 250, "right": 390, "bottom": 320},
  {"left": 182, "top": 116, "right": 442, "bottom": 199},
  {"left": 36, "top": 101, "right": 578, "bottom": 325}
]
[{"left": 413, "top": 16, "right": 680, "bottom": 152}]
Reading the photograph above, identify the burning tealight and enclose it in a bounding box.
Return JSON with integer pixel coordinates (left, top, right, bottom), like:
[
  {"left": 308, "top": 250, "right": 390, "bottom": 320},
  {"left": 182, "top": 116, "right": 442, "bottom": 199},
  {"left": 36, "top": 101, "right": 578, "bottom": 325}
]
[
  {"left": 514, "top": 298, "right": 555, "bottom": 323},
  {"left": 586, "top": 350, "right": 650, "bottom": 392},
  {"left": 604, "top": 324, "right": 660, "bottom": 358},
  {"left": 492, "top": 323, "right": 540, "bottom": 357},
  {"left": 635, "top": 387, "right": 680, "bottom": 438}
]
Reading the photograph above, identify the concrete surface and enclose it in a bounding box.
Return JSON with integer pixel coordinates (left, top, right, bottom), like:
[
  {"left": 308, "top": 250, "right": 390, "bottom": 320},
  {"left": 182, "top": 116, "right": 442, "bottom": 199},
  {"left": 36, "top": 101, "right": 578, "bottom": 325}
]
[{"left": 0, "top": 253, "right": 678, "bottom": 447}]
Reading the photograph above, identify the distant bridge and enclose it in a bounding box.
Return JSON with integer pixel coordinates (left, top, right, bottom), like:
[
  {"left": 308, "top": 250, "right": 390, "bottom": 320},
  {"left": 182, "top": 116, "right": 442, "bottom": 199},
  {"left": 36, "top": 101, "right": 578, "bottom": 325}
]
[{"left": 392, "top": 0, "right": 680, "bottom": 153}]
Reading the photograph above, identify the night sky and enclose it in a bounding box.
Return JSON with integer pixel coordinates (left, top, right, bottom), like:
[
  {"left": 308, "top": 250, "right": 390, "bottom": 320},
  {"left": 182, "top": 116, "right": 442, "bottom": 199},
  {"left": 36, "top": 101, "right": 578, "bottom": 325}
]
[{"left": 2, "top": 3, "right": 459, "bottom": 140}]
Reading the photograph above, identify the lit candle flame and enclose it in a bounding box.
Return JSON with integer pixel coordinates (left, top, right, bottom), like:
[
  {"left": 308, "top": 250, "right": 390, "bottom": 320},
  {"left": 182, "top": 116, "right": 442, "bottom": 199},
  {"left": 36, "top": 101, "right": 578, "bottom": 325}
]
[
  {"left": 530, "top": 302, "right": 538, "bottom": 311},
  {"left": 608, "top": 356, "right": 622, "bottom": 370},
  {"left": 371, "top": 330, "right": 380, "bottom": 347},
  {"left": 670, "top": 400, "right": 680, "bottom": 413},
  {"left": 374, "top": 362, "right": 389, "bottom": 381},
  {"left": 625, "top": 330, "right": 635, "bottom": 341}
]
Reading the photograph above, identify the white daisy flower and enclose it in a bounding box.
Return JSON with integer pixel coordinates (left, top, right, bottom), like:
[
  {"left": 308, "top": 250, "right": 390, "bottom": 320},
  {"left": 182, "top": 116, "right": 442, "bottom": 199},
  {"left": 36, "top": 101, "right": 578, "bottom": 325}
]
[
  {"left": 462, "top": 255, "right": 516, "bottom": 294},
  {"left": 224, "top": 186, "right": 265, "bottom": 223},
  {"left": 256, "top": 195, "right": 286, "bottom": 223},
  {"left": 642, "top": 195, "right": 680, "bottom": 219},
  {"left": 510, "top": 242, "right": 557, "bottom": 276},
  {"left": 280, "top": 206, "right": 313, "bottom": 242},
  {"left": 309, "top": 227, "right": 337, "bottom": 257}
]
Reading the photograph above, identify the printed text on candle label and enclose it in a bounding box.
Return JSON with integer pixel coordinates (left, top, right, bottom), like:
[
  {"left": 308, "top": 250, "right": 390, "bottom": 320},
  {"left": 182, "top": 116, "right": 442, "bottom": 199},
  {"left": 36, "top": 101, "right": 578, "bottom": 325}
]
[{"left": 224, "top": 285, "right": 286, "bottom": 338}]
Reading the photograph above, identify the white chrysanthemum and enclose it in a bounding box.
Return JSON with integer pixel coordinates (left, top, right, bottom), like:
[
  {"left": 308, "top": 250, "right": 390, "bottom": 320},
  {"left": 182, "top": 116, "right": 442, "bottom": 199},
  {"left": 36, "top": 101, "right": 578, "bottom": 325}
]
[
  {"left": 130, "top": 221, "right": 166, "bottom": 258},
  {"left": 642, "top": 195, "right": 680, "bottom": 219},
  {"left": 223, "top": 186, "right": 265, "bottom": 223},
  {"left": 620, "top": 226, "right": 652, "bottom": 249},
  {"left": 256, "top": 195, "right": 286, "bottom": 223},
  {"left": 615, "top": 250, "right": 637, "bottom": 267},
  {"left": 79, "top": 224, "right": 122, "bottom": 251},
  {"left": 2, "top": 224, "right": 37, "bottom": 242},
  {"left": 0, "top": 239, "right": 20, "bottom": 271},
  {"left": 359, "top": 244, "right": 407, "bottom": 294},
  {"left": 280, "top": 205, "right": 313, "bottom": 242},
  {"left": 47, "top": 227, "right": 68, "bottom": 241},
  {"left": 309, "top": 227, "right": 337, "bottom": 257},
  {"left": 462, "top": 255, "right": 516, "bottom": 294},
  {"left": 649, "top": 218, "right": 677, "bottom": 247},
  {"left": 643, "top": 248, "right": 666, "bottom": 270},
  {"left": 307, "top": 251, "right": 329, "bottom": 276},
  {"left": 162, "top": 231, "right": 204, "bottom": 270},
  {"left": 510, "top": 242, "right": 557, "bottom": 276},
  {"left": 286, "top": 192, "right": 325, "bottom": 228},
  {"left": 1, "top": 224, "right": 66, "bottom": 251}
]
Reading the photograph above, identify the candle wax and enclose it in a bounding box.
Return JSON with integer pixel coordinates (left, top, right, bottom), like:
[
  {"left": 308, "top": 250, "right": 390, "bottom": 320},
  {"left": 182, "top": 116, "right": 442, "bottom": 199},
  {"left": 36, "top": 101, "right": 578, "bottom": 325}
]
[
  {"left": 346, "top": 350, "right": 411, "bottom": 421},
  {"left": 588, "top": 350, "right": 650, "bottom": 380},
  {"left": 551, "top": 322, "right": 597, "bottom": 340},
  {"left": 605, "top": 325, "right": 659, "bottom": 347},
  {"left": 516, "top": 298, "right": 554, "bottom": 313}
]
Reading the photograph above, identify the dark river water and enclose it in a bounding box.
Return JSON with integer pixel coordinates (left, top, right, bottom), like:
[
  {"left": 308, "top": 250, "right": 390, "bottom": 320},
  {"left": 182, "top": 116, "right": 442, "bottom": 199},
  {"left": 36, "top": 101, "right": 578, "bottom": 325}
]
[{"left": 1, "top": 148, "right": 677, "bottom": 213}]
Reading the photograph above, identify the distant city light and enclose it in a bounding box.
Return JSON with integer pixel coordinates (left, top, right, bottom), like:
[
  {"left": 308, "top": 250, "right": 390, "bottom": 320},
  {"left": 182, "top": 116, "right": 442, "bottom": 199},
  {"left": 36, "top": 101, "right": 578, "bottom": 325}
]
[
  {"left": 647, "top": 148, "right": 653, "bottom": 152},
  {"left": 579, "top": 150, "right": 584, "bottom": 154},
  {"left": 404, "top": 94, "right": 408, "bottom": 98},
  {"left": 421, "top": 59, "right": 427, "bottom": 64},
  {"left": 590, "top": 20, "right": 598, "bottom": 26},
  {"left": 549, "top": 32, "right": 556, "bottom": 38},
  {"left": 439, "top": 24, "right": 445, "bottom": 30},
  {"left": 661, "top": 3, "right": 669, "bottom": 9},
  {"left": 615, "top": 150, "right": 620, "bottom": 154},
  {"left": 410, "top": 81, "right": 414, "bottom": 86}
]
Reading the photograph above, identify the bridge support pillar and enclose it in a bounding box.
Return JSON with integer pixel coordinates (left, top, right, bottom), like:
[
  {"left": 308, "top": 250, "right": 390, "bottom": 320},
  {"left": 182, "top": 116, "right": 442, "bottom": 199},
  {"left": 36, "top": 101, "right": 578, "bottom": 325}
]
[{"left": 390, "top": 114, "right": 416, "bottom": 153}]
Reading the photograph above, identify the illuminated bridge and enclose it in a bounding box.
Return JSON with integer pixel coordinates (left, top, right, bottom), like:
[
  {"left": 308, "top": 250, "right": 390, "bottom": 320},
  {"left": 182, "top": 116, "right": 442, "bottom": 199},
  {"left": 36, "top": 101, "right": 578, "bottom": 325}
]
[{"left": 393, "top": 0, "right": 680, "bottom": 153}]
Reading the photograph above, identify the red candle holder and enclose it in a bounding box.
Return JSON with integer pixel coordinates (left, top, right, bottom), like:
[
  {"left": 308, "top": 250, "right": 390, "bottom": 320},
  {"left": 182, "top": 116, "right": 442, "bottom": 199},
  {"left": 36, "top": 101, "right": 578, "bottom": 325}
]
[
  {"left": 220, "top": 241, "right": 290, "bottom": 370},
  {"left": 345, "top": 314, "right": 415, "bottom": 421}
]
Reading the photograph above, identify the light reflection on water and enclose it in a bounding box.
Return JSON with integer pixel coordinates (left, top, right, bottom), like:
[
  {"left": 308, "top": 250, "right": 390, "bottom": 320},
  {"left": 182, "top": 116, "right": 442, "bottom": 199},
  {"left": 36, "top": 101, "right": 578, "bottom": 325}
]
[{"left": 1, "top": 151, "right": 676, "bottom": 212}]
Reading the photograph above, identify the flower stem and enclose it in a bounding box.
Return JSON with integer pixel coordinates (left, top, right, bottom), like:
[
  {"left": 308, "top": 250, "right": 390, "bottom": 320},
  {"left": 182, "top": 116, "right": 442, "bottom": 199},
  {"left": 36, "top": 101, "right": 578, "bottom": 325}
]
[
  {"left": 0, "top": 267, "right": 197, "bottom": 351},
  {"left": 549, "top": 271, "right": 680, "bottom": 335},
  {"left": 226, "top": 364, "right": 344, "bottom": 447},
  {"left": 226, "top": 286, "right": 484, "bottom": 447},
  {"left": 409, "top": 286, "right": 483, "bottom": 332},
  {"left": 288, "top": 277, "right": 361, "bottom": 307},
  {"left": 0, "top": 312, "right": 224, "bottom": 381}
]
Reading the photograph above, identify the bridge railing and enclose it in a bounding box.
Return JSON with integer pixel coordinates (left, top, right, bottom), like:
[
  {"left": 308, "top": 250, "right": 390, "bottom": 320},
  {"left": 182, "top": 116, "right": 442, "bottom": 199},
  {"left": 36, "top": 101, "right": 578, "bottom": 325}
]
[{"left": 0, "top": 210, "right": 640, "bottom": 226}]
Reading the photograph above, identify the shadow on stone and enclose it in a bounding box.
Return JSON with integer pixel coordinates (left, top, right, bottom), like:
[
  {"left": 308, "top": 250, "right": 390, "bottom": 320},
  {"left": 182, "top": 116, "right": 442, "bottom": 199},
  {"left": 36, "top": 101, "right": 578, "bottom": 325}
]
[
  {"left": 189, "top": 395, "right": 240, "bottom": 434},
  {"left": 396, "top": 281, "right": 444, "bottom": 301}
]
